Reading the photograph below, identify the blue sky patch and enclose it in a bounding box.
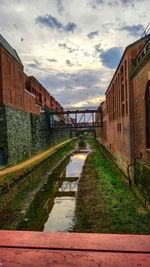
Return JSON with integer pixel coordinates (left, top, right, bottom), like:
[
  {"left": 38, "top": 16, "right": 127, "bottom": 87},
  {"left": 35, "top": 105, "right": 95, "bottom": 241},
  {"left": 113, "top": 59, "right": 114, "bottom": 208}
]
[
  {"left": 100, "top": 47, "right": 123, "bottom": 69},
  {"left": 36, "top": 14, "right": 77, "bottom": 32}
]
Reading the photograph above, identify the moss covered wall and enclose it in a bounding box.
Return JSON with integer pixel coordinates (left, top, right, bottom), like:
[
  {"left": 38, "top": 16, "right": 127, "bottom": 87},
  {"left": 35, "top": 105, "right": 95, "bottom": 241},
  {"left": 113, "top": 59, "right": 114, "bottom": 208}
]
[
  {"left": 0, "top": 105, "right": 70, "bottom": 166},
  {"left": 31, "top": 112, "right": 70, "bottom": 154},
  {"left": 31, "top": 113, "right": 47, "bottom": 154},
  {"left": 0, "top": 106, "right": 8, "bottom": 163},
  {"left": 6, "top": 106, "right": 32, "bottom": 165}
]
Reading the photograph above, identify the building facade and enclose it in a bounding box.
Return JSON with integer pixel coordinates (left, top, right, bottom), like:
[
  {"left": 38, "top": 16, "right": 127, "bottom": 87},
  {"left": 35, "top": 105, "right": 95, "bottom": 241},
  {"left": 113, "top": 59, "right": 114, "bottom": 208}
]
[
  {"left": 96, "top": 35, "right": 150, "bottom": 194},
  {"left": 0, "top": 35, "right": 68, "bottom": 166}
]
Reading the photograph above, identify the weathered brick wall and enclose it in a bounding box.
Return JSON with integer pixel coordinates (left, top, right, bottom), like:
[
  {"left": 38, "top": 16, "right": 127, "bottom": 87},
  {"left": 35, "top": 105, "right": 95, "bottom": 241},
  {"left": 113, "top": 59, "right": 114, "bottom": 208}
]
[
  {"left": 96, "top": 40, "right": 149, "bottom": 177},
  {"left": 1, "top": 47, "right": 25, "bottom": 110},
  {"left": 24, "top": 90, "right": 40, "bottom": 115},
  {"left": 132, "top": 57, "right": 150, "bottom": 164}
]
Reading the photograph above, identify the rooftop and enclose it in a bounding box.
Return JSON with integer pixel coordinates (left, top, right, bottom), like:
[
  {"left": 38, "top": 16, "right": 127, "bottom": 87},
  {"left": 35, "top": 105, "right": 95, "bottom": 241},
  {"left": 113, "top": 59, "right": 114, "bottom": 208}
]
[
  {"left": 0, "top": 34, "right": 22, "bottom": 65},
  {"left": 105, "top": 34, "right": 150, "bottom": 95}
]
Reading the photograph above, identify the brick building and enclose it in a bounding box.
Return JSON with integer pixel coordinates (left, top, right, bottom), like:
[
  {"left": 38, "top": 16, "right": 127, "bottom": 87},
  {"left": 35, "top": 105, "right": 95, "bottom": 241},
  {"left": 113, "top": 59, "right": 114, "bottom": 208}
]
[
  {"left": 96, "top": 35, "right": 150, "bottom": 189},
  {"left": 131, "top": 38, "right": 150, "bottom": 185},
  {"left": 0, "top": 35, "right": 68, "bottom": 166}
]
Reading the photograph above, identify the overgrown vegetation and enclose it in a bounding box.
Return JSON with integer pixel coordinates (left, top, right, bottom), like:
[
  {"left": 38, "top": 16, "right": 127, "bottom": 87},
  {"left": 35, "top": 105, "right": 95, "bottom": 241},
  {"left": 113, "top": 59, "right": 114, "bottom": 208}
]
[
  {"left": 74, "top": 138, "right": 150, "bottom": 234},
  {"left": 0, "top": 139, "right": 77, "bottom": 229},
  {"left": 78, "top": 135, "right": 86, "bottom": 148}
]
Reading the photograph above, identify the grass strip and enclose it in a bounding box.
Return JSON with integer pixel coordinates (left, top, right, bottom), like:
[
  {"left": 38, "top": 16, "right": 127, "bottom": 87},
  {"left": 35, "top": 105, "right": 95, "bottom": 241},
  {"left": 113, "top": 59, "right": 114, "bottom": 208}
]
[{"left": 74, "top": 138, "right": 150, "bottom": 234}]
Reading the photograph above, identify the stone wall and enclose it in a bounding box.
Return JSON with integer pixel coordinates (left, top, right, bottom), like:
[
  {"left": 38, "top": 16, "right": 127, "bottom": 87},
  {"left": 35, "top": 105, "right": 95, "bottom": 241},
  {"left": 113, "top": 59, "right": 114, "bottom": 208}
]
[
  {"left": 31, "top": 111, "right": 70, "bottom": 155},
  {"left": 31, "top": 113, "right": 47, "bottom": 154},
  {"left": 6, "top": 106, "right": 32, "bottom": 165},
  {"left": 0, "top": 106, "right": 8, "bottom": 164},
  {"left": 0, "top": 105, "right": 70, "bottom": 166}
]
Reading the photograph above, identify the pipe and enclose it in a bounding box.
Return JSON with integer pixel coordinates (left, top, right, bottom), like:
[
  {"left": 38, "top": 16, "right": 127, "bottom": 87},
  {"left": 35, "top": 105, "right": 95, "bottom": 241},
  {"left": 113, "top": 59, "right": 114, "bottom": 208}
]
[
  {"left": 127, "top": 157, "right": 141, "bottom": 188},
  {"left": 127, "top": 163, "right": 134, "bottom": 187}
]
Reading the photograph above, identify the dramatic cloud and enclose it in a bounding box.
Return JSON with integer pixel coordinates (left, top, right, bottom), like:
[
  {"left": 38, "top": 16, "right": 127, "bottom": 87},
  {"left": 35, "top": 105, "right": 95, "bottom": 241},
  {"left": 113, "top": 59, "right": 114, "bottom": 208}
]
[
  {"left": 0, "top": 0, "right": 149, "bottom": 107},
  {"left": 66, "top": 60, "right": 74, "bottom": 67},
  {"left": 58, "top": 43, "right": 78, "bottom": 53},
  {"left": 87, "top": 30, "right": 99, "bottom": 39},
  {"left": 39, "top": 69, "right": 107, "bottom": 107},
  {"left": 64, "top": 22, "right": 77, "bottom": 32},
  {"left": 89, "top": 0, "right": 142, "bottom": 8},
  {"left": 27, "top": 59, "right": 41, "bottom": 69},
  {"left": 99, "top": 47, "right": 123, "bottom": 69},
  {"left": 95, "top": 44, "right": 102, "bottom": 53},
  {"left": 58, "top": 43, "right": 67, "bottom": 49},
  {"left": 89, "top": 0, "right": 104, "bottom": 8},
  {"left": 36, "top": 14, "right": 77, "bottom": 32},
  {"left": 56, "top": 0, "right": 64, "bottom": 15},
  {"left": 117, "top": 0, "right": 143, "bottom": 6},
  {"left": 47, "top": 58, "right": 57, "bottom": 62},
  {"left": 120, "top": 24, "right": 144, "bottom": 37}
]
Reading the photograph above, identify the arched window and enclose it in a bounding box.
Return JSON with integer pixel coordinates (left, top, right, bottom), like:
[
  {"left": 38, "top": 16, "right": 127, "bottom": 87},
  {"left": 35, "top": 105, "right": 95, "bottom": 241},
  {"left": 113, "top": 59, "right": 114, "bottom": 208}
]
[{"left": 145, "top": 81, "right": 150, "bottom": 148}]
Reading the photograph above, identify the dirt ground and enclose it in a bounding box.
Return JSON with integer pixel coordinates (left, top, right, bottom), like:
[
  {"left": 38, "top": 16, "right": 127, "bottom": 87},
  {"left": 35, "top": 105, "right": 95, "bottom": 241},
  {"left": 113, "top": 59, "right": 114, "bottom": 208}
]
[{"left": 0, "top": 139, "right": 73, "bottom": 179}]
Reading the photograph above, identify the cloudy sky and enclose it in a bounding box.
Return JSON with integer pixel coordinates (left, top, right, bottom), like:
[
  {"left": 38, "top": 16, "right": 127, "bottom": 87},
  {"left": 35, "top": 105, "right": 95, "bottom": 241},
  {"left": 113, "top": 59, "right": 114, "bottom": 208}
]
[{"left": 0, "top": 0, "right": 149, "bottom": 107}]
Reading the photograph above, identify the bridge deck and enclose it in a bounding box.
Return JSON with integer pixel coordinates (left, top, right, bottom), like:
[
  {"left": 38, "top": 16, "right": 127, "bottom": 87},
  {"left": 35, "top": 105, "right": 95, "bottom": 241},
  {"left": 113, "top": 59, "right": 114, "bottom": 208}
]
[{"left": 0, "top": 231, "right": 150, "bottom": 266}]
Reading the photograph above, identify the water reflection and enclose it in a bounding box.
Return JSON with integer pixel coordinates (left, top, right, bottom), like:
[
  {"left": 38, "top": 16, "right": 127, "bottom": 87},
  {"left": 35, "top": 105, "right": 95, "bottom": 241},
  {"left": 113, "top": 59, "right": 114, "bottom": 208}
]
[
  {"left": 44, "top": 152, "right": 88, "bottom": 232},
  {"left": 18, "top": 150, "right": 89, "bottom": 232}
]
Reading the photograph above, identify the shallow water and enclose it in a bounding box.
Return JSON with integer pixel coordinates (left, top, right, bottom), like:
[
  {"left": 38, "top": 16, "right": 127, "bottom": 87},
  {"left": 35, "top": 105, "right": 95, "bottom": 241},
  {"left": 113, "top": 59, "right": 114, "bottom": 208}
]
[
  {"left": 16, "top": 149, "right": 89, "bottom": 232},
  {"left": 43, "top": 152, "right": 88, "bottom": 232}
]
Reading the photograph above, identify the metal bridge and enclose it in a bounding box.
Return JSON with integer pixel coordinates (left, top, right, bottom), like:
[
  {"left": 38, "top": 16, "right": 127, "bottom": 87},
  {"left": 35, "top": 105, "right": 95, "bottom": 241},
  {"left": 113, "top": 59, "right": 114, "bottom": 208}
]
[{"left": 51, "top": 106, "right": 102, "bottom": 131}]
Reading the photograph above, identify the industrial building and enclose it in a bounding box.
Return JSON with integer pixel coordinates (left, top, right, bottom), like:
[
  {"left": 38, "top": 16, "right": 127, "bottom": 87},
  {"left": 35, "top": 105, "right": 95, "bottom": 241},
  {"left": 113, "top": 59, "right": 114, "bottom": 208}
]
[
  {"left": 96, "top": 35, "right": 150, "bottom": 195},
  {"left": 0, "top": 35, "right": 68, "bottom": 166}
]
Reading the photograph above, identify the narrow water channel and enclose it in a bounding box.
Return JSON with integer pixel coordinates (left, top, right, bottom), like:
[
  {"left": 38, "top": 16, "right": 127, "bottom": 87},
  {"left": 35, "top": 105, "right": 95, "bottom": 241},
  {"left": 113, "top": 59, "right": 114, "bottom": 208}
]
[
  {"left": 44, "top": 152, "right": 88, "bottom": 232},
  {"left": 18, "top": 149, "right": 89, "bottom": 232}
]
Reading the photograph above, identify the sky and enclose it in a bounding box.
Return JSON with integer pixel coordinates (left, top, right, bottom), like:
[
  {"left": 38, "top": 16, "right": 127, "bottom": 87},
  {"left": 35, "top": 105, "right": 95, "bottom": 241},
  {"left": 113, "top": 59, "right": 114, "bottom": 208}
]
[{"left": 0, "top": 0, "right": 149, "bottom": 108}]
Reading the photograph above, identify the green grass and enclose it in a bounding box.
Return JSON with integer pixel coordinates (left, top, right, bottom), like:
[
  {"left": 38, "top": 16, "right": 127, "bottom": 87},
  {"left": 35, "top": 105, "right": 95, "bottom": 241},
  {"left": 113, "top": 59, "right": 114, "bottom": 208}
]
[
  {"left": 74, "top": 138, "right": 150, "bottom": 234},
  {"left": 90, "top": 138, "right": 150, "bottom": 233},
  {"left": 0, "top": 139, "right": 77, "bottom": 229}
]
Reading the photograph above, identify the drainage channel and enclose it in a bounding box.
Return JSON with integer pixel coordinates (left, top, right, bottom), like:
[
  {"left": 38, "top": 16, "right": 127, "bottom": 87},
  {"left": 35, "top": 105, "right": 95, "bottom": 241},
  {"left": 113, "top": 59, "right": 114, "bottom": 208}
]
[{"left": 18, "top": 149, "right": 90, "bottom": 232}]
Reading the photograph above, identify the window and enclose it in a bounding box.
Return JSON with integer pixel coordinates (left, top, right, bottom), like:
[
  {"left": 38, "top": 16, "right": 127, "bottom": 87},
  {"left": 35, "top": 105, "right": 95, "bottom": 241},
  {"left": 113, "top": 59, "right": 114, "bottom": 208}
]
[
  {"left": 117, "top": 123, "right": 121, "bottom": 132},
  {"left": 146, "top": 81, "right": 150, "bottom": 147},
  {"left": 122, "top": 103, "right": 125, "bottom": 116}
]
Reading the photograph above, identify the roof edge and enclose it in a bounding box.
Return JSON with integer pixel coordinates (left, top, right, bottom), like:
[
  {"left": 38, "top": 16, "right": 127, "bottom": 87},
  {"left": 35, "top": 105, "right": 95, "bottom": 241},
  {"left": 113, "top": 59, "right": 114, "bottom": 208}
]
[{"left": 105, "top": 34, "right": 150, "bottom": 95}]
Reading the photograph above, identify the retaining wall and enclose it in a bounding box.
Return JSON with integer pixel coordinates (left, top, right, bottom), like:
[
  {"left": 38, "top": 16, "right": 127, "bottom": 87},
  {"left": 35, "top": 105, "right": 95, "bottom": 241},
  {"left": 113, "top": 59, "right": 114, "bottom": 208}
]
[{"left": 0, "top": 105, "right": 70, "bottom": 166}]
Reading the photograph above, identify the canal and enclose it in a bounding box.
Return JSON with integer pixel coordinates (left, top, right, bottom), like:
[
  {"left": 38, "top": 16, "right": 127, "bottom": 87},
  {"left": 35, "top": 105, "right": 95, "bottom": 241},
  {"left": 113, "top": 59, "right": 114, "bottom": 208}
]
[
  {"left": 0, "top": 143, "right": 90, "bottom": 232},
  {"left": 43, "top": 152, "right": 89, "bottom": 232},
  {"left": 0, "top": 138, "right": 149, "bottom": 234}
]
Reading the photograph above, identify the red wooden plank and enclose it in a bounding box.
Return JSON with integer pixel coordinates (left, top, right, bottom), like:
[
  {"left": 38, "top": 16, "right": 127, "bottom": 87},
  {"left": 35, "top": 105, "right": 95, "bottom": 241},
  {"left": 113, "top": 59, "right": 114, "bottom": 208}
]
[
  {"left": 0, "top": 231, "right": 150, "bottom": 253},
  {"left": 0, "top": 248, "right": 150, "bottom": 267}
]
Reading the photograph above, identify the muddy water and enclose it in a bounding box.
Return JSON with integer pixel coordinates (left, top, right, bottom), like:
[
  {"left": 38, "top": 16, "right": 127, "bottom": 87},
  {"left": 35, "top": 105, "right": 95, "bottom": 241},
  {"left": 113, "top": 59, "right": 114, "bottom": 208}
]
[{"left": 18, "top": 149, "right": 89, "bottom": 232}]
